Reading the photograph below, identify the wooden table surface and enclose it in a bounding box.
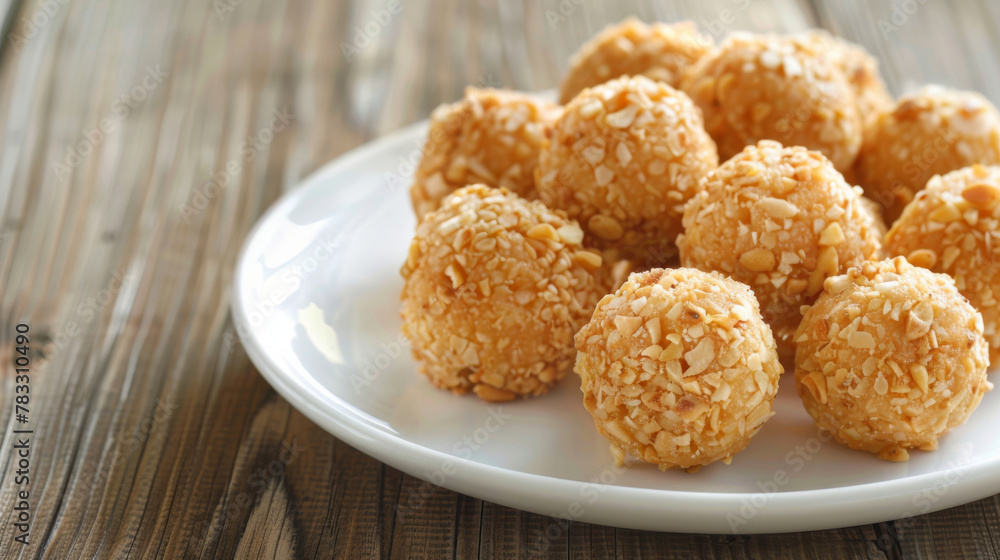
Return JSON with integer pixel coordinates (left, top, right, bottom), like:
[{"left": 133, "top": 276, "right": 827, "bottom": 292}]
[{"left": 1, "top": 0, "right": 999, "bottom": 558}]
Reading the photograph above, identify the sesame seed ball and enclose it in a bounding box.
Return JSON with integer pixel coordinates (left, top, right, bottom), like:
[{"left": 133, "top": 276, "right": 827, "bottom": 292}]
[
  {"left": 853, "top": 86, "right": 1000, "bottom": 223},
  {"left": 574, "top": 268, "right": 782, "bottom": 470},
  {"left": 410, "top": 88, "right": 560, "bottom": 220},
  {"left": 795, "top": 30, "right": 893, "bottom": 131},
  {"left": 886, "top": 164, "right": 1000, "bottom": 362},
  {"left": 536, "top": 75, "right": 718, "bottom": 262},
  {"left": 400, "top": 184, "right": 605, "bottom": 402},
  {"left": 677, "top": 141, "right": 884, "bottom": 356},
  {"left": 794, "top": 258, "right": 992, "bottom": 461},
  {"left": 558, "top": 18, "right": 713, "bottom": 105},
  {"left": 680, "top": 33, "right": 863, "bottom": 171}
]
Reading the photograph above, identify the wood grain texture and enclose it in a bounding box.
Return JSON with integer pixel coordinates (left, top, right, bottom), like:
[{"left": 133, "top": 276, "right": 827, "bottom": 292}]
[{"left": 0, "top": 0, "right": 997, "bottom": 558}]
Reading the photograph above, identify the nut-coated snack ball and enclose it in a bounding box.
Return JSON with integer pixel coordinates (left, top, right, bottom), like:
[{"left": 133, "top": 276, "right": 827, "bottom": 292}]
[
  {"left": 537, "top": 75, "right": 718, "bottom": 262},
  {"left": 574, "top": 268, "right": 783, "bottom": 470},
  {"left": 886, "top": 164, "right": 1000, "bottom": 362},
  {"left": 558, "top": 18, "right": 713, "bottom": 104},
  {"left": 795, "top": 30, "right": 893, "bottom": 131},
  {"left": 680, "top": 32, "right": 863, "bottom": 171},
  {"left": 854, "top": 86, "right": 1000, "bottom": 223},
  {"left": 401, "top": 185, "right": 605, "bottom": 402},
  {"left": 794, "top": 258, "right": 992, "bottom": 461},
  {"left": 410, "top": 88, "right": 560, "bottom": 220},
  {"left": 678, "top": 141, "right": 883, "bottom": 355}
]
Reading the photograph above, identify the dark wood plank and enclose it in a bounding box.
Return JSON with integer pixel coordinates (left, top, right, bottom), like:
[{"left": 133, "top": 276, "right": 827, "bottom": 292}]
[
  {"left": 385, "top": 468, "right": 460, "bottom": 559},
  {"left": 454, "top": 493, "right": 484, "bottom": 559},
  {"left": 569, "top": 521, "right": 616, "bottom": 559}
]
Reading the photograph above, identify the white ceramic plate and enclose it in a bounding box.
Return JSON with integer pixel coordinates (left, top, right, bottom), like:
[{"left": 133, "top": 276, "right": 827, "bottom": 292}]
[{"left": 232, "top": 120, "right": 1000, "bottom": 535}]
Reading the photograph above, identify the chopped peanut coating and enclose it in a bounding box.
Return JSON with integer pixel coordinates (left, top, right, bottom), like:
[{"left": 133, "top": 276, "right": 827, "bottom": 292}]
[{"left": 574, "top": 268, "right": 782, "bottom": 470}]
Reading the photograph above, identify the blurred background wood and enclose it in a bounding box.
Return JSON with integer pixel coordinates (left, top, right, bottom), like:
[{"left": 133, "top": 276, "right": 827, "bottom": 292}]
[{"left": 0, "top": 0, "right": 998, "bottom": 558}]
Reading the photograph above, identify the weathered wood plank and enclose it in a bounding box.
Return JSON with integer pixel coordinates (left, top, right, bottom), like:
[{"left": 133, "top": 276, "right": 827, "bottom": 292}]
[{"left": 0, "top": 1, "right": 998, "bottom": 559}]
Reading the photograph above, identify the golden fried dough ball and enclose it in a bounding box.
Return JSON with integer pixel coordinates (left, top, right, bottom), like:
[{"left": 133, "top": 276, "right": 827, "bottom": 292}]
[
  {"left": 574, "top": 268, "right": 782, "bottom": 470},
  {"left": 410, "top": 88, "right": 559, "bottom": 220},
  {"left": 795, "top": 30, "right": 893, "bottom": 131},
  {"left": 537, "top": 75, "right": 717, "bottom": 262},
  {"left": 854, "top": 86, "right": 1000, "bottom": 223},
  {"left": 678, "top": 141, "right": 883, "bottom": 356},
  {"left": 401, "top": 185, "right": 604, "bottom": 401},
  {"left": 681, "top": 32, "right": 863, "bottom": 171},
  {"left": 794, "top": 258, "right": 991, "bottom": 461},
  {"left": 886, "top": 164, "right": 1000, "bottom": 361},
  {"left": 559, "top": 18, "right": 712, "bottom": 104}
]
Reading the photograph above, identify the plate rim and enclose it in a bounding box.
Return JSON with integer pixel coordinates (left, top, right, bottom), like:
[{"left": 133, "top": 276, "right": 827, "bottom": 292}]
[{"left": 232, "top": 120, "right": 1000, "bottom": 534}]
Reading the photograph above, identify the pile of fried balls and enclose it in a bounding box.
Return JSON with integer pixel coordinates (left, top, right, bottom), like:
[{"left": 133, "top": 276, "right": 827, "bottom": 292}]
[{"left": 399, "top": 18, "right": 998, "bottom": 470}]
